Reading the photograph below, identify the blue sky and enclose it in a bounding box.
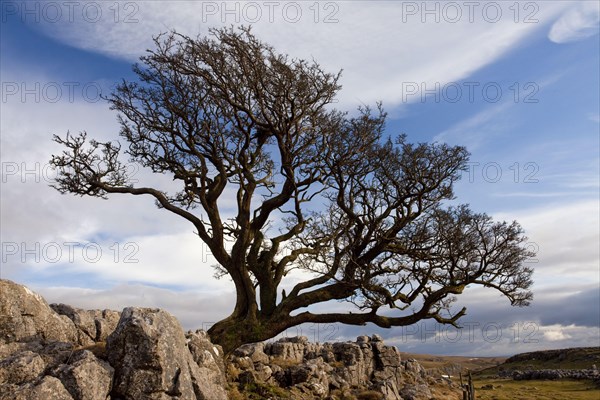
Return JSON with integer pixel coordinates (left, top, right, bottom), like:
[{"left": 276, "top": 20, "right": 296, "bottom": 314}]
[{"left": 1, "top": 1, "right": 599, "bottom": 356}]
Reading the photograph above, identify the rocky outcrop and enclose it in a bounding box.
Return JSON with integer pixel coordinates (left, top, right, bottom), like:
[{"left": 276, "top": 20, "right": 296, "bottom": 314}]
[
  {"left": 107, "top": 307, "right": 227, "bottom": 400},
  {"left": 186, "top": 329, "right": 228, "bottom": 398},
  {"left": 108, "top": 307, "right": 195, "bottom": 399},
  {"left": 0, "top": 280, "right": 227, "bottom": 400},
  {"left": 0, "top": 280, "right": 115, "bottom": 400},
  {"left": 0, "top": 279, "right": 440, "bottom": 399},
  {"left": 5, "top": 375, "right": 75, "bottom": 400},
  {"left": 50, "top": 303, "right": 120, "bottom": 345},
  {"left": 0, "top": 350, "right": 46, "bottom": 386},
  {"left": 0, "top": 280, "right": 78, "bottom": 355},
  {"left": 54, "top": 350, "right": 114, "bottom": 400},
  {"left": 228, "top": 334, "right": 437, "bottom": 400},
  {"left": 509, "top": 368, "right": 600, "bottom": 381}
]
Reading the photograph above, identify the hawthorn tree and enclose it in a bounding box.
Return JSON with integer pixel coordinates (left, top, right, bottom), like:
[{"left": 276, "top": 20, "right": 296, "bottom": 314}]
[{"left": 50, "top": 27, "right": 534, "bottom": 354}]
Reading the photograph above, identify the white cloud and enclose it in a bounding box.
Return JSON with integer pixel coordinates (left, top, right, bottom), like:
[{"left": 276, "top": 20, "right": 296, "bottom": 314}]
[
  {"left": 32, "top": 283, "right": 235, "bottom": 330},
  {"left": 0, "top": 84, "right": 240, "bottom": 287},
  {"left": 494, "top": 200, "right": 600, "bottom": 284},
  {"left": 549, "top": 1, "right": 600, "bottom": 43},
  {"left": 26, "top": 1, "right": 572, "bottom": 109},
  {"left": 493, "top": 190, "right": 597, "bottom": 198},
  {"left": 5, "top": 231, "right": 235, "bottom": 291},
  {"left": 0, "top": 101, "right": 180, "bottom": 244},
  {"left": 383, "top": 321, "right": 597, "bottom": 356},
  {"left": 543, "top": 326, "right": 572, "bottom": 341}
]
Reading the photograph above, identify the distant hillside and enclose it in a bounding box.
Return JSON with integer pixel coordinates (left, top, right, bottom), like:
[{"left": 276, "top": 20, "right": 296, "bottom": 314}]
[
  {"left": 399, "top": 347, "right": 600, "bottom": 378},
  {"left": 476, "top": 347, "right": 600, "bottom": 377},
  {"left": 399, "top": 352, "right": 505, "bottom": 376}
]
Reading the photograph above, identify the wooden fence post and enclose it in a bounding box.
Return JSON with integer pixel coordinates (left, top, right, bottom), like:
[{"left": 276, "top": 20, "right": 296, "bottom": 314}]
[
  {"left": 460, "top": 370, "right": 476, "bottom": 400},
  {"left": 468, "top": 371, "right": 475, "bottom": 400}
]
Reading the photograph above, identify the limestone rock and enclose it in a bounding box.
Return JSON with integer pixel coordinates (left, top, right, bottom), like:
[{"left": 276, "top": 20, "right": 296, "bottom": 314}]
[
  {"left": 234, "top": 342, "right": 270, "bottom": 365},
  {"left": 266, "top": 336, "right": 309, "bottom": 363},
  {"left": 107, "top": 307, "right": 196, "bottom": 399},
  {"left": 50, "top": 304, "right": 97, "bottom": 345},
  {"left": 107, "top": 307, "right": 227, "bottom": 400},
  {"left": 1, "top": 376, "right": 74, "bottom": 400},
  {"left": 0, "top": 350, "right": 46, "bottom": 386},
  {"left": 511, "top": 368, "right": 600, "bottom": 381},
  {"left": 0, "top": 279, "right": 441, "bottom": 399},
  {"left": 0, "top": 280, "right": 78, "bottom": 349},
  {"left": 186, "top": 330, "right": 228, "bottom": 400},
  {"left": 55, "top": 350, "right": 113, "bottom": 400},
  {"left": 253, "top": 363, "right": 273, "bottom": 382},
  {"left": 51, "top": 303, "right": 120, "bottom": 345},
  {"left": 230, "top": 335, "right": 435, "bottom": 399},
  {"left": 356, "top": 335, "right": 370, "bottom": 343},
  {"left": 0, "top": 280, "right": 232, "bottom": 400},
  {"left": 371, "top": 334, "right": 383, "bottom": 342},
  {"left": 330, "top": 341, "right": 371, "bottom": 386},
  {"left": 399, "top": 383, "right": 433, "bottom": 400}
]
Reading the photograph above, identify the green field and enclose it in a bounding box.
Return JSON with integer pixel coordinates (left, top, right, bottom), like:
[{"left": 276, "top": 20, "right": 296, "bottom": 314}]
[
  {"left": 469, "top": 378, "right": 600, "bottom": 400},
  {"left": 411, "top": 347, "right": 600, "bottom": 400}
]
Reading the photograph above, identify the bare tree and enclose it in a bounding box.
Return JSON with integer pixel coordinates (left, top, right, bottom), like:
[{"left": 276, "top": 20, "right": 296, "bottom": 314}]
[{"left": 50, "top": 27, "right": 534, "bottom": 354}]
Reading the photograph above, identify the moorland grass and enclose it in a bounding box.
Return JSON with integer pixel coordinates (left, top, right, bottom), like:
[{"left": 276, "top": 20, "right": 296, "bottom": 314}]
[{"left": 469, "top": 377, "right": 600, "bottom": 400}]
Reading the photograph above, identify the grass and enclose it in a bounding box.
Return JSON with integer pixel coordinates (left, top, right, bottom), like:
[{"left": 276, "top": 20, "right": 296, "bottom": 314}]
[
  {"left": 355, "top": 390, "right": 384, "bottom": 400},
  {"left": 70, "top": 341, "right": 107, "bottom": 360},
  {"left": 229, "top": 381, "right": 292, "bottom": 399},
  {"left": 429, "top": 384, "right": 462, "bottom": 399},
  {"left": 399, "top": 351, "right": 506, "bottom": 372},
  {"left": 406, "top": 347, "right": 600, "bottom": 400},
  {"left": 328, "top": 389, "right": 356, "bottom": 400},
  {"left": 469, "top": 377, "right": 600, "bottom": 400},
  {"left": 269, "top": 357, "right": 302, "bottom": 369},
  {"left": 329, "top": 360, "right": 346, "bottom": 369}
]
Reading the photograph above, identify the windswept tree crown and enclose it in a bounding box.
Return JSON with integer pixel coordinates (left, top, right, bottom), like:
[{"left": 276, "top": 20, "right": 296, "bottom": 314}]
[{"left": 51, "top": 27, "right": 534, "bottom": 353}]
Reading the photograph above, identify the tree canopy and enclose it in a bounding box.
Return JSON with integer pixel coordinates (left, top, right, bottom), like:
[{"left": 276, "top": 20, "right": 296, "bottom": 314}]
[{"left": 50, "top": 27, "right": 534, "bottom": 354}]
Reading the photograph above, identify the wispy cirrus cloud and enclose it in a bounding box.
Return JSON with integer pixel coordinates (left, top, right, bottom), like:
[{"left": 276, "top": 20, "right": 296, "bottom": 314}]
[
  {"left": 548, "top": 1, "right": 600, "bottom": 43},
  {"left": 25, "top": 1, "right": 573, "bottom": 108},
  {"left": 432, "top": 101, "right": 514, "bottom": 149}
]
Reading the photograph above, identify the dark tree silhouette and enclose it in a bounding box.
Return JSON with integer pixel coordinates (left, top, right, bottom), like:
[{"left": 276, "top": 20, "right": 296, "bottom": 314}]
[{"left": 50, "top": 27, "right": 534, "bottom": 354}]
